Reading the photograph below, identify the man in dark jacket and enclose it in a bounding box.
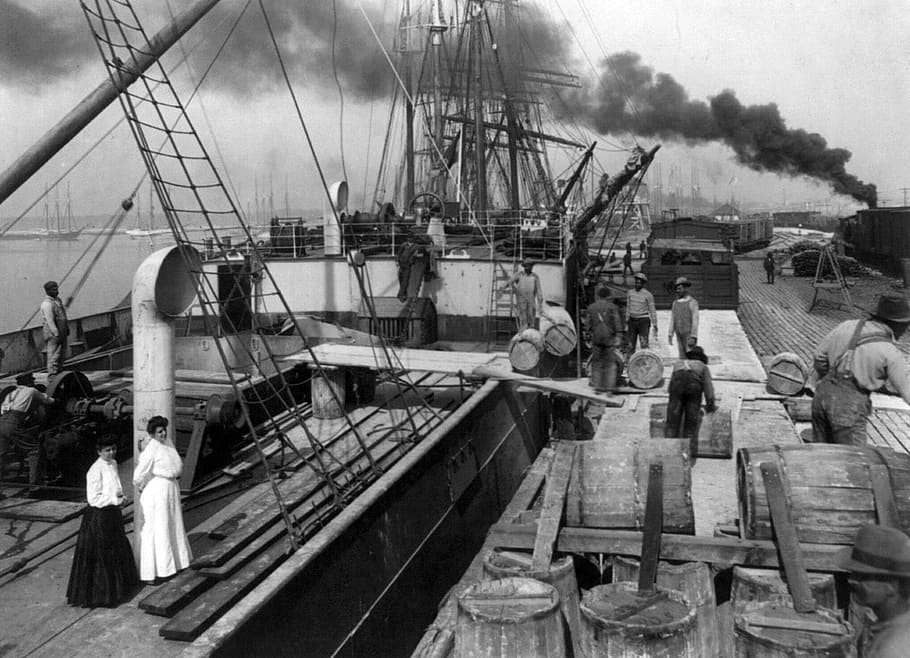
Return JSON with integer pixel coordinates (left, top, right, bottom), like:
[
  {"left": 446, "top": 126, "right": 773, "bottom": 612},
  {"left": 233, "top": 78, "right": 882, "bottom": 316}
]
[
  {"left": 0, "top": 372, "right": 55, "bottom": 492},
  {"left": 585, "top": 287, "right": 621, "bottom": 394},
  {"left": 396, "top": 233, "right": 420, "bottom": 302}
]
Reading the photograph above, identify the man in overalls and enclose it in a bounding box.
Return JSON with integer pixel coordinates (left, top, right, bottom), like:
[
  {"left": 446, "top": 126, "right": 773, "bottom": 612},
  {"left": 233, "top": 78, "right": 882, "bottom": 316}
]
[
  {"left": 585, "top": 286, "right": 621, "bottom": 394},
  {"left": 811, "top": 293, "right": 910, "bottom": 445}
]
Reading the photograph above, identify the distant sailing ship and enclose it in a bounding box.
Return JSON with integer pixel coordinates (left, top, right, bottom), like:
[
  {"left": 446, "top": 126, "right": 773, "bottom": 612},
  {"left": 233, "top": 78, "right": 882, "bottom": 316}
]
[
  {"left": 37, "top": 183, "right": 83, "bottom": 241},
  {"left": 125, "top": 185, "right": 170, "bottom": 238}
]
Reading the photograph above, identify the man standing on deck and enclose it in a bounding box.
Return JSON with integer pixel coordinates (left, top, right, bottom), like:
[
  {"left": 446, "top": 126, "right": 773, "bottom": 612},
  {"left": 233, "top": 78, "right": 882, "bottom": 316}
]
[
  {"left": 639, "top": 239, "right": 647, "bottom": 260},
  {"left": 665, "top": 346, "right": 717, "bottom": 458},
  {"left": 626, "top": 273, "right": 658, "bottom": 353},
  {"left": 511, "top": 257, "right": 543, "bottom": 331},
  {"left": 586, "top": 287, "right": 621, "bottom": 394},
  {"left": 811, "top": 293, "right": 910, "bottom": 446},
  {"left": 838, "top": 524, "right": 910, "bottom": 657},
  {"left": 0, "top": 372, "right": 55, "bottom": 493},
  {"left": 396, "top": 233, "right": 419, "bottom": 302},
  {"left": 622, "top": 243, "right": 634, "bottom": 279},
  {"left": 764, "top": 252, "right": 776, "bottom": 284},
  {"left": 668, "top": 277, "right": 699, "bottom": 359},
  {"left": 40, "top": 281, "right": 68, "bottom": 376}
]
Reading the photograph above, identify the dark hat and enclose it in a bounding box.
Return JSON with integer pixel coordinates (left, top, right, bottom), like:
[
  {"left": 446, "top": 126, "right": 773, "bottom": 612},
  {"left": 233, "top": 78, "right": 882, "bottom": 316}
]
[
  {"left": 522, "top": 257, "right": 534, "bottom": 266},
  {"left": 674, "top": 276, "right": 691, "bottom": 288},
  {"left": 871, "top": 293, "right": 910, "bottom": 323},
  {"left": 596, "top": 286, "right": 611, "bottom": 298},
  {"left": 15, "top": 372, "right": 35, "bottom": 385},
  {"left": 633, "top": 272, "right": 647, "bottom": 282},
  {"left": 44, "top": 280, "right": 59, "bottom": 292},
  {"left": 685, "top": 345, "right": 708, "bottom": 364},
  {"left": 836, "top": 525, "right": 910, "bottom": 577}
]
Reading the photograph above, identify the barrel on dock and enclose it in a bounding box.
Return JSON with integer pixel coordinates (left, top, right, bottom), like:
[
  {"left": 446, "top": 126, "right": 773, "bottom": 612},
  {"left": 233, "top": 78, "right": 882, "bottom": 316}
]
[
  {"left": 731, "top": 567, "right": 837, "bottom": 614},
  {"left": 539, "top": 306, "right": 577, "bottom": 357},
  {"left": 483, "top": 549, "right": 582, "bottom": 658},
  {"left": 456, "top": 577, "right": 565, "bottom": 658},
  {"left": 734, "top": 602, "right": 854, "bottom": 657},
  {"left": 580, "top": 582, "right": 697, "bottom": 657},
  {"left": 627, "top": 348, "right": 664, "bottom": 389},
  {"left": 509, "top": 329, "right": 544, "bottom": 372},
  {"left": 612, "top": 556, "right": 719, "bottom": 658},
  {"left": 766, "top": 352, "right": 809, "bottom": 396},
  {"left": 311, "top": 365, "right": 345, "bottom": 419},
  {"left": 566, "top": 438, "right": 695, "bottom": 534},
  {"left": 737, "top": 443, "right": 910, "bottom": 543},
  {"left": 649, "top": 403, "right": 733, "bottom": 459}
]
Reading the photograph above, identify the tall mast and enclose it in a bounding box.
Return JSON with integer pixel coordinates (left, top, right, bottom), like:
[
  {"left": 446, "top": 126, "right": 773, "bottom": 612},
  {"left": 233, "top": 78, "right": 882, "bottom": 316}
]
[
  {"left": 430, "top": 0, "right": 448, "bottom": 198},
  {"left": 0, "top": 0, "right": 223, "bottom": 206},
  {"left": 471, "top": 3, "right": 486, "bottom": 213},
  {"left": 402, "top": 0, "right": 415, "bottom": 205}
]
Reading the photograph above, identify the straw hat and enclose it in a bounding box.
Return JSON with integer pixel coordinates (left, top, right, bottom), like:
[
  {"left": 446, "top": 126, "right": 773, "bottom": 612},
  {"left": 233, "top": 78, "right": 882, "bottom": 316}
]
[
  {"left": 522, "top": 257, "right": 535, "bottom": 267},
  {"left": 871, "top": 293, "right": 910, "bottom": 324},
  {"left": 674, "top": 276, "right": 691, "bottom": 288},
  {"left": 633, "top": 272, "right": 647, "bottom": 283},
  {"left": 836, "top": 525, "right": 910, "bottom": 577}
]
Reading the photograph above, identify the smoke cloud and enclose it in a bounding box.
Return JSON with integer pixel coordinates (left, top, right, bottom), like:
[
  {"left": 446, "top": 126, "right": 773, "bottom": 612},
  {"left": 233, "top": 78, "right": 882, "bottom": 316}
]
[{"left": 562, "top": 52, "right": 877, "bottom": 206}]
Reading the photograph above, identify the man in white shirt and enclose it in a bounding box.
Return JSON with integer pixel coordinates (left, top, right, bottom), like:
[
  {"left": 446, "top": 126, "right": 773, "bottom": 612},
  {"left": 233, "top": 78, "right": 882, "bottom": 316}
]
[
  {"left": 40, "top": 280, "right": 69, "bottom": 376},
  {"left": 625, "top": 272, "right": 658, "bottom": 353},
  {"left": 0, "top": 372, "right": 55, "bottom": 492}
]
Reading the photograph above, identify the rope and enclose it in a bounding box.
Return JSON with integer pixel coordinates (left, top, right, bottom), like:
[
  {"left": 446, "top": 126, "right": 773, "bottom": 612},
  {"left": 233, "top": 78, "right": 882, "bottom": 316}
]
[{"left": 331, "top": 0, "right": 349, "bottom": 183}]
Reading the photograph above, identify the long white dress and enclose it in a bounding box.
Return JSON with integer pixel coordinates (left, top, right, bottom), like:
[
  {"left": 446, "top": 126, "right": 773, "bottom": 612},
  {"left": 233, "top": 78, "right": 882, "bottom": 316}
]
[{"left": 133, "top": 437, "right": 192, "bottom": 581}]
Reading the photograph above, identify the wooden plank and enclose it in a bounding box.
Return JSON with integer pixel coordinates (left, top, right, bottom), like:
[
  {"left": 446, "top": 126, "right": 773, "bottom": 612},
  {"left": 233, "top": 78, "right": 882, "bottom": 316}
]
[
  {"left": 506, "top": 448, "right": 554, "bottom": 523},
  {"left": 472, "top": 365, "right": 624, "bottom": 406},
  {"left": 138, "top": 569, "right": 214, "bottom": 616},
  {"left": 742, "top": 614, "right": 847, "bottom": 635},
  {"left": 759, "top": 462, "right": 816, "bottom": 613},
  {"left": 870, "top": 464, "right": 899, "bottom": 527},
  {"left": 638, "top": 463, "right": 663, "bottom": 591},
  {"left": 530, "top": 444, "right": 576, "bottom": 572},
  {"left": 486, "top": 524, "right": 848, "bottom": 572},
  {"left": 0, "top": 498, "right": 85, "bottom": 523}
]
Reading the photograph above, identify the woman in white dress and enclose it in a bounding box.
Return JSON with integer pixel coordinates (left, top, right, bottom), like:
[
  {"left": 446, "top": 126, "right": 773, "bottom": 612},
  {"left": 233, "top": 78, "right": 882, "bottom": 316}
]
[{"left": 133, "top": 416, "right": 192, "bottom": 583}]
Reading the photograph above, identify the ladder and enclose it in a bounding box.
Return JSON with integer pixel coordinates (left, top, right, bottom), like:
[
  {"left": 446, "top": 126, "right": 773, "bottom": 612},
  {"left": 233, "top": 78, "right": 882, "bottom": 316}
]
[
  {"left": 809, "top": 244, "right": 853, "bottom": 313},
  {"left": 488, "top": 258, "right": 518, "bottom": 350},
  {"left": 82, "top": 2, "right": 383, "bottom": 550}
]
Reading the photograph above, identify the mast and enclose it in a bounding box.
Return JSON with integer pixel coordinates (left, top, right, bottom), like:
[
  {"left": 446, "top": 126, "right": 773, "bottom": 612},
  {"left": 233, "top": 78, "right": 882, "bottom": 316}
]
[
  {"left": 471, "top": 3, "right": 487, "bottom": 213},
  {"left": 0, "top": 0, "right": 223, "bottom": 206},
  {"left": 430, "top": 0, "right": 448, "bottom": 198},
  {"left": 402, "top": 0, "right": 416, "bottom": 205}
]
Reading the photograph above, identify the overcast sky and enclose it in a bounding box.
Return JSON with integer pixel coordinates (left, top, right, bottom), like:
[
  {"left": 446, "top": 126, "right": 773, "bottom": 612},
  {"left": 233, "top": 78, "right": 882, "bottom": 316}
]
[{"left": 1, "top": 0, "right": 907, "bottom": 223}]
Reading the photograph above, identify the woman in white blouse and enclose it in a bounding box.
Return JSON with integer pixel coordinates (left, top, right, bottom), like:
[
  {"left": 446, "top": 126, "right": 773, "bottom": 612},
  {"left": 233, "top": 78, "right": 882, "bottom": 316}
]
[
  {"left": 66, "top": 434, "right": 138, "bottom": 607},
  {"left": 133, "top": 416, "right": 192, "bottom": 583}
]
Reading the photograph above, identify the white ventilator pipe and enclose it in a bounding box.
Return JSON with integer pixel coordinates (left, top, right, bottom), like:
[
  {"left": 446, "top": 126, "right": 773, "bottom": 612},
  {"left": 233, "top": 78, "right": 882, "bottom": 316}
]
[{"left": 131, "top": 245, "right": 200, "bottom": 457}]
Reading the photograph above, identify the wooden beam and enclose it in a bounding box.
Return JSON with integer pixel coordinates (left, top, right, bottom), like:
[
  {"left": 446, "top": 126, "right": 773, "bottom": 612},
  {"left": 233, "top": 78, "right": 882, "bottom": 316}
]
[
  {"left": 530, "top": 444, "right": 576, "bottom": 572},
  {"left": 638, "top": 463, "right": 663, "bottom": 591},
  {"left": 471, "top": 365, "right": 624, "bottom": 406},
  {"left": 486, "top": 524, "right": 847, "bottom": 572}
]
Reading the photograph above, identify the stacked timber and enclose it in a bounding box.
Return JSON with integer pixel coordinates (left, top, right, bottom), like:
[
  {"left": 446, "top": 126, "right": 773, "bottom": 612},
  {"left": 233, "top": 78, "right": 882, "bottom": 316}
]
[
  {"left": 566, "top": 438, "right": 695, "bottom": 534},
  {"left": 456, "top": 577, "right": 565, "bottom": 657},
  {"left": 613, "top": 556, "right": 719, "bottom": 658},
  {"left": 539, "top": 306, "right": 577, "bottom": 357},
  {"left": 766, "top": 352, "right": 809, "bottom": 396},
  {"left": 508, "top": 329, "right": 544, "bottom": 372},
  {"left": 579, "top": 582, "right": 698, "bottom": 656},
  {"left": 737, "top": 444, "right": 910, "bottom": 543},
  {"left": 627, "top": 348, "right": 664, "bottom": 389}
]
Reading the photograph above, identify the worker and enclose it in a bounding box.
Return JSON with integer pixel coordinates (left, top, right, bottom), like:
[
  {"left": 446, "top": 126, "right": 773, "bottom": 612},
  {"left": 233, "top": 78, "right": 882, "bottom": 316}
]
[
  {"left": 396, "top": 233, "right": 420, "bottom": 302},
  {"left": 763, "top": 252, "right": 776, "bottom": 284},
  {"left": 0, "top": 372, "right": 56, "bottom": 492},
  {"left": 586, "top": 286, "right": 621, "bottom": 394},
  {"left": 511, "top": 257, "right": 543, "bottom": 331},
  {"left": 639, "top": 239, "right": 647, "bottom": 260},
  {"left": 667, "top": 276, "right": 699, "bottom": 359},
  {"left": 811, "top": 293, "right": 910, "bottom": 446},
  {"left": 665, "top": 346, "right": 717, "bottom": 458},
  {"left": 625, "top": 272, "right": 658, "bottom": 353},
  {"left": 838, "top": 524, "right": 910, "bottom": 657},
  {"left": 622, "top": 242, "right": 634, "bottom": 279},
  {"left": 41, "top": 280, "right": 69, "bottom": 376}
]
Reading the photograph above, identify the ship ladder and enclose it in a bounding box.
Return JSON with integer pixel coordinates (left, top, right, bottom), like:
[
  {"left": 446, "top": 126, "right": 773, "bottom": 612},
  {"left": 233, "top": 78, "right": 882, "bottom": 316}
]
[{"left": 487, "top": 259, "right": 517, "bottom": 350}]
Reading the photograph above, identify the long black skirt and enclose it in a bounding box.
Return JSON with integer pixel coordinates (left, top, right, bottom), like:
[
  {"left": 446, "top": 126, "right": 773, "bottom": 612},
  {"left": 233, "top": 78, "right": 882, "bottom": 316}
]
[{"left": 66, "top": 505, "right": 138, "bottom": 607}]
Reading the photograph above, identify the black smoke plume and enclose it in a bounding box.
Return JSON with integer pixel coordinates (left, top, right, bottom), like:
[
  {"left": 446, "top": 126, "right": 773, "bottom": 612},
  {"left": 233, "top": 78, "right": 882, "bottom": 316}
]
[{"left": 562, "top": 52, "right": 877, "bottom": 207}]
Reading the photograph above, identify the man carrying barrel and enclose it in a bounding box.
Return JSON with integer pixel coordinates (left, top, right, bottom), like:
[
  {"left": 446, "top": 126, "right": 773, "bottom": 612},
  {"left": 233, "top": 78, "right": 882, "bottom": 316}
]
[
  {"left": 838, "top": 524, "right": 910, "bottom": 657},
  {"left": 511, "top": 257, "right": 543, "bottom": 331},
  {"left": 665, "top": 346, "right": 717, "bottom": 456},
  {"left": 625, "top": 272, "right": 657, "bottom": 353},
  {"left": 585, "top": 287, "right": 621, "bottom": 395},
  {"left": 811, "top": 293, "right": 910, "bottom": 446}
]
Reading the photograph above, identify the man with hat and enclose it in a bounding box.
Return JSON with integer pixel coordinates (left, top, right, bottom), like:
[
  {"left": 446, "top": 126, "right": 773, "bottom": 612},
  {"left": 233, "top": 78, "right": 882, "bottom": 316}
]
[
  {"left": 40, "top": 280, "right": 69, "bottom": 376},
  {"left": 665, "top": 345, "right": 717, "bottom": 459},
  {"left": 667, "top": 276, "right": 699, "bottom": 359},
  {"left": 838, "top": 524, "right": 910, "bottom": 657},
  {"left": 0, "top": 372, "right": 56, "bottom": 492},
  {"left": 811, "top": 293, "right": 910, "bottom": 446},
  {"left": 510, "top": 257, "right": 543, "bottom": 331},
  {"left": 396, "top": 233, "right": 420, "bottom": 302},
  {"left": 625, "top": 272, "right": 658, "bottom": 353},
  {"left": 585, "top": 286, "right": 622, "bottom": 394}
]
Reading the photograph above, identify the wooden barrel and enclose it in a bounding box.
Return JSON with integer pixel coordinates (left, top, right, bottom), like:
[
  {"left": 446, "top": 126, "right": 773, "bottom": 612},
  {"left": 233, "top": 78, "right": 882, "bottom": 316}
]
[
  {"left": 580, "top": 582, "right": 697, "bottom": 657},
  {"left": 782, "top": 397, "right": 813, "bottom": 422},
  {"left": 509, "top": 329, "right": 544, "bottom": 371},
  {"left": 767, "top": 352, "right": 809, "bottom": 396},
  {"left": 539, "top": 306, "right": 577, "bottom": 357},
  {"left": 737, "top": 443, "right": 910, "bottom": 543},
  {"left": 311, "top": 365, "right": 344, "bottom": 419},
  {"left": 456, "top": 577, "right": 565, "bottom": 658},
  {"left": 566, "top": 438, "right": 695, "bottom": 534},
  {"left": 731, "top": 567, "right": 836, "bottom": 614},
  {"left": 649, "top": 403, "right": 733, "bottom": 459},
  {"left": 483, "top": 549, "right": 583, "bottom": 658},
  {"left": 734, "top": 602, "right": 854, "bottom": 657},
  {"left": 627, "top": 348, "right": 664, "bottom": 389},
  {"left": 612, "top": 557, "right": 719, "bottom": 658}
]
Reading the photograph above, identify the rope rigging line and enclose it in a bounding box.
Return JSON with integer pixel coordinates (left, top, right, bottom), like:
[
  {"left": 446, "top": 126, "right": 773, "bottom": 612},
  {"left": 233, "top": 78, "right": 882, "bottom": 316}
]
[{"left": 331, "top": 0, "right": 350, "bottom": 184}]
